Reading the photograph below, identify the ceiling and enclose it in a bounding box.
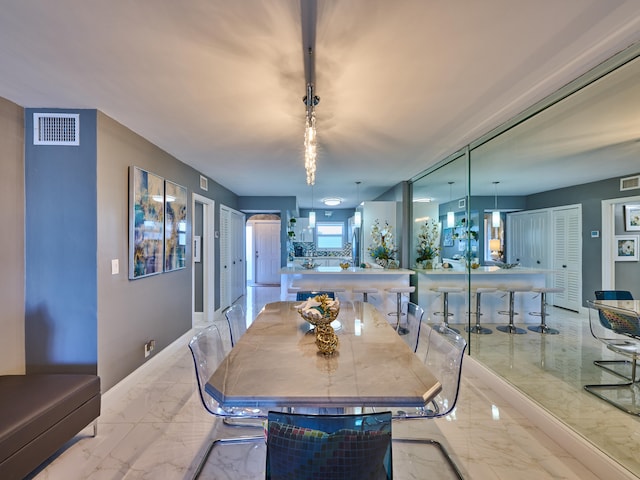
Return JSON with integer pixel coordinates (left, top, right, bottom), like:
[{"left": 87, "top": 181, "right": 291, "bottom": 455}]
[{"left": 1, "top": 0, "right": 639, "bottom": 209}]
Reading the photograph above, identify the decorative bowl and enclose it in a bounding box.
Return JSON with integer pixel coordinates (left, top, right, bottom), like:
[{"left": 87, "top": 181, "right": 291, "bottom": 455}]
[
  {"left": 297, "top": 295, "right": 340, "bottom": 326},
  {"left": 339, "top": 262, "right": 350, "bottom": 270},
  {"left": 300, "top": 261, "right": 319, "bottom": 269},
  {"left": 494, "top": 261, "right": 519, "bottom": 269}
]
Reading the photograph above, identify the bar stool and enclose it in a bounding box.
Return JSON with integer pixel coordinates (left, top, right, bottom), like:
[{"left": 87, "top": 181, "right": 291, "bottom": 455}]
[
  {"left": 353, "top": 287, "right": 378, "bottom": 302},
  {"left": 528, "top": 287, "right": 564, "bottom": 334},
  {"left": 385, "top": 286, "right": 415, "bottom": 335},
  {"left": 496, "top": 286, "right": 530, "bottom": 334},
  {"left": 466, "top": 287, "right": 496, "bottom": 334},
  {"left": 432, "top": 286, "right": 463, "bottom": 333}
]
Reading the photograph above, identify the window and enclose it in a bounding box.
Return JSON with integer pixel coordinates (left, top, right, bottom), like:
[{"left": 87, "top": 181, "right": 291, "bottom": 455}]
[{"left": 316, "top": 222, "right": 344, "bottom": 250}]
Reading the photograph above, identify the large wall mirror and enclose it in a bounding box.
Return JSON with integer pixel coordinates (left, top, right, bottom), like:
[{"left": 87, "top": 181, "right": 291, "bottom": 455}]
[{"left": 411, "top": 44, "right": 640, "bottom": 474}]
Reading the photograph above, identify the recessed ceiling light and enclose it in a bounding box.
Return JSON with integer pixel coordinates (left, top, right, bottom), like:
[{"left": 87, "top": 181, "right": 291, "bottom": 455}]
[{"left": 322, "top": 197, "right": 342, "bottom": 206}]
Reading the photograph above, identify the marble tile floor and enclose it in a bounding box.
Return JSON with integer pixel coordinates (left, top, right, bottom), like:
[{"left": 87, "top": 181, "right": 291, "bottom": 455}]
[
  {"left": 463, "top": 306, "right": 640, "bottom": 478},
  {"left": 28, "top": 286, "right": 635, "bottom": 480}
]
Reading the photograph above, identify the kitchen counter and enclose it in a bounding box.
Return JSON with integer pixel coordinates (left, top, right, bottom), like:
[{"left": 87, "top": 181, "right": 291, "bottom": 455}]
[
  {"left": 280, "top": 267, "right": 415, "bottom": 313},
  {"left": 281, "top": 266, "right": 415, "bottom": 274},
  {"left": 416, "top": 266, "right": 552, "bottom": 325}
]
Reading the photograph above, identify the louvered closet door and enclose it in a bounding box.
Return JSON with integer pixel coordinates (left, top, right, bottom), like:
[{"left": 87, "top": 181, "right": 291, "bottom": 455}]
[
  {"left": 552, "top": 206, "right": 582, "bottom": 311},
  {"left": 220, "top": 206, "right": 231, "bottom": 311}
]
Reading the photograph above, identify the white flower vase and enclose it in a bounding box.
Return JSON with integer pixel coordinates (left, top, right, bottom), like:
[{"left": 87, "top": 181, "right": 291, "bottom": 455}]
[{"left": 375, "top": 258, "right": 388, "bottom": 268}]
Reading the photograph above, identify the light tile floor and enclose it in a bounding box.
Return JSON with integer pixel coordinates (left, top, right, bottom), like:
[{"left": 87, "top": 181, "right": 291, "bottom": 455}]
[{"left": 28, "top": 286, "right": 638, "bottom": 479}]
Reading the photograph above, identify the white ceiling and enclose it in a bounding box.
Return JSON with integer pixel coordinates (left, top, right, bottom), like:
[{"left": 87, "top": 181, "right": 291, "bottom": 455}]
[{"left": 0, "top": 0, "right": 639, "bottom": 209}]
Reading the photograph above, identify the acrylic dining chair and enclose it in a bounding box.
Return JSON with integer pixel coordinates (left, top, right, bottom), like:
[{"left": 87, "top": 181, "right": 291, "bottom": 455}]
[
  {"left": 585, "top": 300, "right": 640, "bottom": 415},
  {"left": 224, "top": 303, "right": 247, "bottom": 347},
  {"left": 187, "top": 324, "right": 266, "bottom": 478},
  {"left": 266, "top": 410, "right": 393, "bottom": 480},
  {"left": 380, "top": 322, "right": 467, "bottom": 479},
  {"left": 396, "top": 302, "right": 424, "bottom": 353},
  {"left": 593, "top": 290, "right": 635, "bottom": 380}
]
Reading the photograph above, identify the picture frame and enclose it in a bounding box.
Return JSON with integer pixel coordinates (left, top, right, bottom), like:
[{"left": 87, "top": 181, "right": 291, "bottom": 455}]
[
  {"left": 164, "top": 180, "right": 188, "bottom": 272},
  {"left": 442, "top": 228, "right": 454, "bottom": 247},
  {"left": 614, "top": 235, "right": 639, "bottom": 261},
  {"left": 624, "top": 204, "right": 640, "bottom": 231},
  {"left": 129, "top": 166, "right": 165, "bottom": 279}
]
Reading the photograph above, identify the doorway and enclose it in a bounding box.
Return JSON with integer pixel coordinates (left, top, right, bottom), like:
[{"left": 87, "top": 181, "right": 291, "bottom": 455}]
[
  {"left": 192, "top": 193, "right": 215, "bottom": 325},
  {"left": 251, "top": 219, "right": 281, "bottom": 285}
]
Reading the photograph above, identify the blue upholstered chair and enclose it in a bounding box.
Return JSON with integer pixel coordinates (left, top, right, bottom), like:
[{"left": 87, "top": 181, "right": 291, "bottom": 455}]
[
  {"left": 296, "top": 290, "right": 336, "bottom": 301},
  {"left": 585, "top": 300, "right": 640, "bottom": 415},
  {"left": 266, "top": 411, "right": 393, "bottom": 479}
]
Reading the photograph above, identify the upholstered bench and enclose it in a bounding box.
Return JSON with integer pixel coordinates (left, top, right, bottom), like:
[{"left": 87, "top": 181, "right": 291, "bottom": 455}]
[{"left": 0, "top": 374, "right": 101, "bottom": 480}]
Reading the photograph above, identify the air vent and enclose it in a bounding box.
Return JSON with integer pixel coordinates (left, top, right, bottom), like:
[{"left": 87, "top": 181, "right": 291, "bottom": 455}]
[
  {"left": 33, "top": 113, "right": 79, "bottom": 145},
  {"left": 620, "top": 175, "right": 640, "bottom": 191},
  {"left": 199, "top": 175, "right": 208, "bottom": 191}
]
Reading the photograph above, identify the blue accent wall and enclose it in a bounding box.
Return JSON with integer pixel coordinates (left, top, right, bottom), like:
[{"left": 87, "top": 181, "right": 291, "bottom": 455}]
[{"left": 25, "top": 109, "right": 98, "bottom": 373}]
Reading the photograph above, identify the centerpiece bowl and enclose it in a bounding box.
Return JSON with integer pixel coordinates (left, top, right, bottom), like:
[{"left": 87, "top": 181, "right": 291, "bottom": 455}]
[
  {"left": 494, "top": 261, "right": 519, "bottom": 269},
  {"left": 296, "top": 294, "right": 340, "bottom": 354}
]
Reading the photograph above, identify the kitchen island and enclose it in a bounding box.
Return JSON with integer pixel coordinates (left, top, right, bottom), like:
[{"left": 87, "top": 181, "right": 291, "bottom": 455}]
[
  {"left": 416, "top": 265, "right": 552, "bottom": 326},
  {"left": 280, "top": 266, "right": 415, "bottom": 314}
]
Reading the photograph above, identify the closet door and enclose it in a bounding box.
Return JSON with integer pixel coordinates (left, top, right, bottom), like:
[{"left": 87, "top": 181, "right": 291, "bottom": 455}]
[
  {"left": 220, "top": 205, "right": 231, "bottom": 311},
  {"left": 552, "top": 206, "right": 582, "bottom": 311}
]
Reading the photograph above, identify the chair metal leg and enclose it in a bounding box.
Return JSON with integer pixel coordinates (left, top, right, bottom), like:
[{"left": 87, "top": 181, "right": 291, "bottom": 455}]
[
  {"left": 593, "top": 359, "right": 639, "bottom": 381},
  {"left": 585, "top": 356, "right": 640, "bottom": 416},
  {"left": 192, "top": 436, "right": 264, "bottom": 480},
  {"left": 393, "top": 437, "right": 464, "bottom": 479},
  {"left": 466, "top": 292, "right": 492, "bottom": 334}
]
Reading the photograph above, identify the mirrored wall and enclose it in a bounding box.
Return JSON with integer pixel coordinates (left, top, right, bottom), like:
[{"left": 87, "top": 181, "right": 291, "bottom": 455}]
[{"left": 411, "top": 43, "right": 640, "bottom": 474}]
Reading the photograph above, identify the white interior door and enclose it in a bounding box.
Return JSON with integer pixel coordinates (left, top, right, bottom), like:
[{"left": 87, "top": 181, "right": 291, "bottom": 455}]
[
  {"left": 552, "top": 205, "right": 582, "bottom": 311},
  {"left": 254, "top": 221, "right": 281, "bottom": 285},
  {"left": 192, "top": 193, "right": 215, "bottom": 324}
]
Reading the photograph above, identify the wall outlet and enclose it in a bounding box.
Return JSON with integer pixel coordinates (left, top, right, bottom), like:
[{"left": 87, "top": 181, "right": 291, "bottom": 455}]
[{"left": 144, "top": 340, "right": 156, "bottom": 358}]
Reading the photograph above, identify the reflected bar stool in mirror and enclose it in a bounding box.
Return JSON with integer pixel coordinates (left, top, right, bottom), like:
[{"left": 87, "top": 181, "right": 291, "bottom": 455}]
[
  {"left": 431, "top": 286, "right": 463, "bottom": 334},
  {"left": 528, "top": 287, "right": 564, "bottom": 334},
  {"left": 386, "top": 286, "right": 415, "bottom": 335},
  {"left": 466, "top": 287, "right": 496, "bottom": 334},
  {"left": 496, "top": 286, "right": 530, "bottom": 334},
  {"left": 353, "top": 287, "right": 378, "bottom": 303}
]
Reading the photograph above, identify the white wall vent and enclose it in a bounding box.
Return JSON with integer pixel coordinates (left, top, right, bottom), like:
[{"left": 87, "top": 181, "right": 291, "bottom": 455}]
[
  {"left": 620, "top": 175, "right": 640, "bottom": 191},
  {"left": 33, "top": 113, "right": 79, "bottom": 145},
  {"left": 199, "top": 175, "right": 208, "bottom": 191}
]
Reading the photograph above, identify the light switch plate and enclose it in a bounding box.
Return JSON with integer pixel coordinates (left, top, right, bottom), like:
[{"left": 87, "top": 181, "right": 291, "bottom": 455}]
[{"left": 111, "top": 259, "right": 119, "bottom": 275}]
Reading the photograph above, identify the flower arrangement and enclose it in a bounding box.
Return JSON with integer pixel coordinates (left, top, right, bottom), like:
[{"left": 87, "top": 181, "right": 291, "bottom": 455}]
[
  {"left": 368, "top": 219, "right": 397, "bottom": 261},
  {"left": 416, "top": 219, "right": 440, "bottom": 262}
]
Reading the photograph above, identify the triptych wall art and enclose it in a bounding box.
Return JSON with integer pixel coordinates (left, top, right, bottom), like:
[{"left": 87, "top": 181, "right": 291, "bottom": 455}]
[{"left": 129, "top": 166, "right": 188, "bottom": 279}]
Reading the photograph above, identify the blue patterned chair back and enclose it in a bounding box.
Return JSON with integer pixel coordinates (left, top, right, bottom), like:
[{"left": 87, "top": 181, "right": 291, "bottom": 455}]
[{"left": 266, "top": 411, "right": 392, "bottom": 479}]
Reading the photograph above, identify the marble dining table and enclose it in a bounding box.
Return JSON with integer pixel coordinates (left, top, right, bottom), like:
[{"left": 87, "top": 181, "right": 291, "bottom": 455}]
[{"left": 205, "top": 300, "right": 441, "bottom": 409}]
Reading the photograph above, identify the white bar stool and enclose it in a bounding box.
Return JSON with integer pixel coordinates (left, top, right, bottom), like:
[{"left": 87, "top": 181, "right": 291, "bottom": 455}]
[
  {"left": 466, "top": 287, "right": 496, "bottom": 334},
  {"left": 432, "top": 286, "right": 463, "bottom": 333},
  {"left": 353, "top": 287, "right": 378, "bottom": 303},
  {"left": 496, "top": 286, "right": 530, "bottom": 334},
  {"left": 385, "top": 286, "right": 415, "bottom": 334},
  {"left": 528, "top": 287, "right": 564, "bottom": 334}
]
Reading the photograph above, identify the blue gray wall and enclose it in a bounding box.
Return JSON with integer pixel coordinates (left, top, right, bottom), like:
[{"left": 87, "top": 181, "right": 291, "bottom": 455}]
[{"left": 25, "top": 109, "right": 98, "bottom": 374}]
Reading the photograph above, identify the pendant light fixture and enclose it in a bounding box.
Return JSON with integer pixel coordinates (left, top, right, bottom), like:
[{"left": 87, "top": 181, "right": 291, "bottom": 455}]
[
  {"left": 492, "top": 181, "right": 500, "bottom": 228},
  {"left": 309, "top": 184, "right": 316, "bottom": 228},
  {"left": 354, "top": 181, "right": 362, "bottom": 227},
  {"left": 446, "top": 182, "right": 455, "bottom": 228}
]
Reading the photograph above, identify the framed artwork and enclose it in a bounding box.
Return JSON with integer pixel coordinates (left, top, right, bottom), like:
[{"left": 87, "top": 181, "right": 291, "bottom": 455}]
[
  {"left": 614, "top": 235, "right": 639, "bottom": 261},
  {"left": 624, "top": 204, "right": 640, "bottom": 231},
  {"left": 129, "top": 166, "right": 165, "bottom": 279},
  {"left": 442, "top": 228, "right": 454, "bottom": 247},
  {"left": 164, "top": 180, "right": 188, "bottom": 272}
]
